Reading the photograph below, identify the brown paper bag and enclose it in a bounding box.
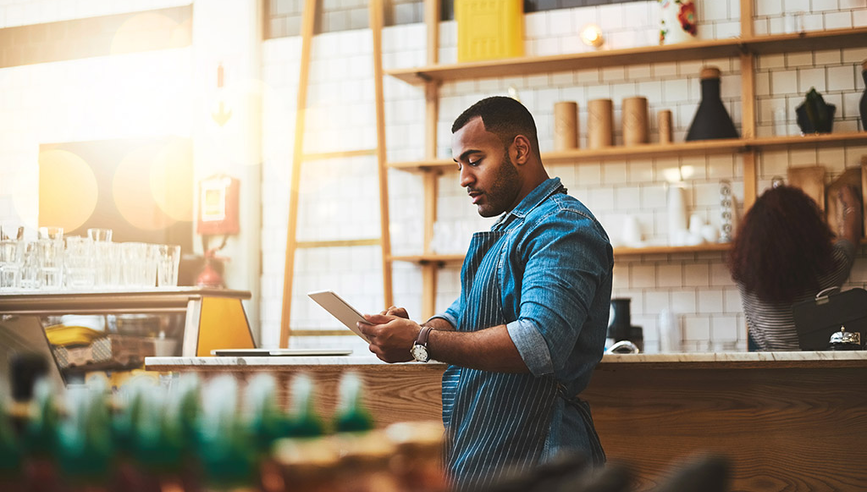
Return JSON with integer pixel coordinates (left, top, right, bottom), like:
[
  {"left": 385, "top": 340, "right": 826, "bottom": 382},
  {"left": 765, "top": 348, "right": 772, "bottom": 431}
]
[
  {"left": 787, "top": 166, "right": 826, "bottom": 211},
  {"left": 826, "top": 167, "right": 862, "bottom": 237}
]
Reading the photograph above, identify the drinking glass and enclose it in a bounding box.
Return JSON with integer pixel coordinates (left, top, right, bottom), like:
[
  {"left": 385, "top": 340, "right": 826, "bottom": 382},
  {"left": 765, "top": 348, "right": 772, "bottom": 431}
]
[
  {"left": 121, "top": 242, "right": 150, "bottom": 287},
  {"left": 156, "top": 244, "right": 181, "bottom": 287},
  {"left": 87, "top": 228, "right": 113, "bottom": 288},
  {"left": 38, "top": 226, "right": 64, "bottom": 241},
  {"left": 87, "top": 228, "right": 113, "bottom": 242},
  {"left": 144, "top": 244, "right": 159, "bottom": 287},
  {"left": 0, "top": 239, "right": 22, "bottom": 290},
  {"left": 20, "top": 240, "right": 42, "bottom": 290},
  {"left": 65, "top": 236, "right": 95, "bottom": 289},
  {"left": 38, "top": 238, "right": 64, "bottom": 290}
]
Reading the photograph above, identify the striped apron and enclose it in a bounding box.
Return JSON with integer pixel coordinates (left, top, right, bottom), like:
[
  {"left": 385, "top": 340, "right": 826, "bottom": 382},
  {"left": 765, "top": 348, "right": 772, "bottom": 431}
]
[{"left": 442, "top": 229, "right": 605, "bottom": 491}]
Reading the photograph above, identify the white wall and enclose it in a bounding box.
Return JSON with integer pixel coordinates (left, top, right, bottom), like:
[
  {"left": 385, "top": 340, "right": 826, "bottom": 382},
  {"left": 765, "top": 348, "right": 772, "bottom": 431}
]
[{"left": 260, "top": 0, "right": 867, "bottom": 352}]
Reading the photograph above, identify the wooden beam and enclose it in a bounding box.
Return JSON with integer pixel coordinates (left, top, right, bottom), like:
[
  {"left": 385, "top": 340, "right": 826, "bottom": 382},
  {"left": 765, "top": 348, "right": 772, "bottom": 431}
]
[
  {"left": 280, "top": 0, "right": 317, "bottom": 348},
  {"left": 369, "top": 0, "right": 393, "bottom": 308}
]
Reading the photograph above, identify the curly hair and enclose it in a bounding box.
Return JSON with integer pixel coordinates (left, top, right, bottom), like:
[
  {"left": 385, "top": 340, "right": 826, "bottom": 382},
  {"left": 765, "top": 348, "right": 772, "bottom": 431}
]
[{"left": 728, "top": 185, "right": 835, "bottom": 303}]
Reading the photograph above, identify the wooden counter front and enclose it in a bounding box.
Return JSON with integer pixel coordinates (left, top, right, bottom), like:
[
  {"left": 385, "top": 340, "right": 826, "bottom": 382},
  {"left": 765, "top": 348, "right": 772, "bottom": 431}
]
[{"left": 146, "top": 352, "right": 867, "bottom": 491}]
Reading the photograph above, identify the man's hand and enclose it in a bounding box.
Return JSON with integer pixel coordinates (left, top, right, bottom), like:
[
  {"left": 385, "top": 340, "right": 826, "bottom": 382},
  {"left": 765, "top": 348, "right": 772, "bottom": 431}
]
[
  {"left": 379, "top": 306, "right": 409, "bottom": 319},
  {"left": 359, "top": 313, "right": 421, "bottom": 363}
]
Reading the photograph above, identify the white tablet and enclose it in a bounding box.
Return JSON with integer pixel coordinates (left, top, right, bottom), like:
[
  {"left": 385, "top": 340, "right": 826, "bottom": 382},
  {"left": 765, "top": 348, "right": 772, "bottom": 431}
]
[
  {"left": 211, "top": 348, "right": 353, "bottom": 357},
  {"left": 308, "top": 290, "right": 371, "bottom": 343}
]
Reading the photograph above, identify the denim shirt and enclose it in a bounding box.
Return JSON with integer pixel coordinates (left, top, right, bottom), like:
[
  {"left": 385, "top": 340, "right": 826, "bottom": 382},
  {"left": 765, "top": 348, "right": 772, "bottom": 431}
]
[{"left": 432, "top": 177, "right": 613, "bottom": 454}]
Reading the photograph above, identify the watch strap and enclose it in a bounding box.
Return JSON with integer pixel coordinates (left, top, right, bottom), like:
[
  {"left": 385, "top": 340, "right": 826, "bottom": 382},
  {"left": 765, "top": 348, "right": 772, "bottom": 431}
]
[{"left": 416, "top": 325, "right": 432, "bottom": 347}]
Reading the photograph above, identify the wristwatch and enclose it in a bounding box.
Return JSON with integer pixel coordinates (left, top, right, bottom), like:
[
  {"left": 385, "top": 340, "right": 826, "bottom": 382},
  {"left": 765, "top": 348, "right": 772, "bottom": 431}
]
[{"left": 410, "top": 326, "right": 433, "bottom": 362}]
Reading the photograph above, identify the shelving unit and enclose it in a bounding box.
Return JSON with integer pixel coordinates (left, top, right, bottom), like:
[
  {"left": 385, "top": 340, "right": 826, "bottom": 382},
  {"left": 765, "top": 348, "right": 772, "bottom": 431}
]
[
  {"left": 383, "top": 1, "right": 866, "bottom": 319},
  {"left": 385, "top": 26, "right": 867, "bottom": 86},
  {"left": 389, "top": 132, "right": 867, "bottom": 173},
  {"left": 390, "top": 243, "right": 731, "bottom": 269}
]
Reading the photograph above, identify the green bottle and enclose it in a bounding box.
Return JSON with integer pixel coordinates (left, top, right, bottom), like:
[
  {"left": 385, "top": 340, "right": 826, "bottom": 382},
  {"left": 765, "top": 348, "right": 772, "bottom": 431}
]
[
  {"left": 197, "top": 375, "right": 257, "bottom": 491},
  {"left": 244, "top": 373, "right": 286, "bottom": 454},
  {"left": 132, "top": 385, "right": 184, "bottom": 485},
  {"left": 56, "top": 380, "right": 114, "bottom": 490},
  {"left": 334, "top": 372, "right": 374, "bottom": 434},
  {"left": 21, "top": 378, "right": 62, "bottom": 491},
  {"left": 285, "top": 374, "right": 324, "bottom": 438}
]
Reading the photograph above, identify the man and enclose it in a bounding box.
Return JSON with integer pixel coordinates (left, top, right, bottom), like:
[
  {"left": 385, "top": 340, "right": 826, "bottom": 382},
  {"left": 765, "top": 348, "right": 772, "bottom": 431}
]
[{"left": 359, "top": 96, "right": 613, "bottom": 490}]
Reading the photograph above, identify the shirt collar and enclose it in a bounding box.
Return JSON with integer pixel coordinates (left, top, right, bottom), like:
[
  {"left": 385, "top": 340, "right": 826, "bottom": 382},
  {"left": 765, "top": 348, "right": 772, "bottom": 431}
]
[{"left": 494, "top": 177, "right": 565, "bottom": 228}]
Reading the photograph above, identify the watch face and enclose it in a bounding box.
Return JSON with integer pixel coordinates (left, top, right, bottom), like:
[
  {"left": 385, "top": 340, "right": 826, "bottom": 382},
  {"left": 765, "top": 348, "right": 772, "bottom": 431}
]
[{"left": 410, "top": 343, "right": 429, "bottom": 362}]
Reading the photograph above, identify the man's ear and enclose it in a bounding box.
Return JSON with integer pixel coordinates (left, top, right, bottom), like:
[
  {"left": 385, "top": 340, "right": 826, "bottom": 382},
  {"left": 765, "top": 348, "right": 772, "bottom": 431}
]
[{"left": 512, "top": 135, "right": 531, "bottom": 165}]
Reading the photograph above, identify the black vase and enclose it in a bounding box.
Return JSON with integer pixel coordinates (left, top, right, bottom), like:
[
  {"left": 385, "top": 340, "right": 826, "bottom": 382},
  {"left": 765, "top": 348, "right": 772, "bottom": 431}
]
[
  {"left": 796, "top": 87, "right": 835, "bottom": 134},
  {"left": 860, "top": 64, "right": 867, "bottom": 131},
  {"left": 608, "top": 298, "right": 643, "bottom": 350},
  {"left": 686, "top": 67, "right": 739, "bottom": 141}
]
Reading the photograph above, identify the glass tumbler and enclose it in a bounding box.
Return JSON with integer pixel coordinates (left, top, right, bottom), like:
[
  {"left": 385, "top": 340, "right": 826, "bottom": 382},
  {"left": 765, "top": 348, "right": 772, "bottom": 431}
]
[
  {"left": 20, "top": 240, "right": 42, "bottom": 290},
  {"left": 87, "top": 228, "right": 113, "bottom": 242},
  {"left": 38, "top": 238, "right": 64, "bottom": 290},
  {"left": 156, "top": 244, "right": 181, "bottom": 287},
  {"left": 64, "top": 236, "right": 95, "bottom": 289},
  {"left": 121, "top": 242, "right": 150, "bottom": 287},
  {"left": 0, "top": 239, "right": 22, "bottom": 290},
  {"left": 38, "top": 226, "right": 64, "bottom": 241},
  {"left": 88, "top": 228, "right": 113, "bottom": 288}
]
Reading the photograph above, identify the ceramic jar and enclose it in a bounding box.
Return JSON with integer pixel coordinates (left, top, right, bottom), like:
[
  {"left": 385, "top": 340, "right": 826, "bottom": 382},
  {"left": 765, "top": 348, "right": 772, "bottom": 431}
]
[
  {"left": 622, "top": 97, "right": 649, "bottom": 146},
  {"left": 553, "top": 101, "right": 579, "bottom": 151},
  {"left": 588, "top": 99, "right": 614, "bottom": 148}
]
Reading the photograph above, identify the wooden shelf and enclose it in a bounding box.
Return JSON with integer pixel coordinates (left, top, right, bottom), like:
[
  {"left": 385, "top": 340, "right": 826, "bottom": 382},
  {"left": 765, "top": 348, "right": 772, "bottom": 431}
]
[
  {"left": 390, "top": 243, "right": 731, "bottom": 265},
  {"left": 750, "top": 132, "right": 867, "bottom": 151},
  {"left": 386, "top": 38, "right": 744, "bottom": 85},
  {"left": 746, "top": 27, "right": 867, "bottom": 56},
  {"left": 388, "top": 133, "right": 867, "bottom": 172},
  {"left": 385, "top": 27, "right": 867, "bottom": 86},
  {"left": 614, "top": 242, "right": 730, "bottom": 256}
]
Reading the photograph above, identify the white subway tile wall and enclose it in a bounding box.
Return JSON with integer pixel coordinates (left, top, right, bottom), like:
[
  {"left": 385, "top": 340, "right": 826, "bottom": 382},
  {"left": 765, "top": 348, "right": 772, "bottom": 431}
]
[
  {"left": 1, "top": 0, "right": 864, "bottom": 351},
  {"left": 257, "top": 0, "right": 867, "bottom": 351}
]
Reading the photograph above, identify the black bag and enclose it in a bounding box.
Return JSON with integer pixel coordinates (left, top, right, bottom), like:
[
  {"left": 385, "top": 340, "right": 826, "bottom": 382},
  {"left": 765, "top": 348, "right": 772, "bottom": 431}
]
[{"left": 792, "top": 287, "right": 867, "bottom": 351}]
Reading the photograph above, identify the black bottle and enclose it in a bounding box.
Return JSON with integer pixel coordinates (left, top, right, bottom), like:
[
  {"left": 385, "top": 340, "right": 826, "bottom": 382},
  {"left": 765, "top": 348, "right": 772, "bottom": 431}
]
[{"left": 686, "top": 66, "right": 739, "bottom": 141}]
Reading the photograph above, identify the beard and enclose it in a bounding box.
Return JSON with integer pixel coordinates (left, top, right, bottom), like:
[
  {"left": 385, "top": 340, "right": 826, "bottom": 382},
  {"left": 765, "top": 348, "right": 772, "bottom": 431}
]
[{"left": 474, "top": 150, "right": 521, "bottom": 218}]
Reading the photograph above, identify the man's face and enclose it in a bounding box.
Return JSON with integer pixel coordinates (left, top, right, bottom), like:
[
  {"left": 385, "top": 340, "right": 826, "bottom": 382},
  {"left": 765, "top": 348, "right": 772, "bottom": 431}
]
[{"left": 452, "top": 117, "right": 522, "bottom": 218}]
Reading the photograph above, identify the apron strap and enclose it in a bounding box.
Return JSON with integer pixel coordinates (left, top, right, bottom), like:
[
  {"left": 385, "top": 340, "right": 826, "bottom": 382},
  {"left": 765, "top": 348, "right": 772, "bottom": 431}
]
[{"left": 556, "top": 382, "right": 607, "bottom": 466}]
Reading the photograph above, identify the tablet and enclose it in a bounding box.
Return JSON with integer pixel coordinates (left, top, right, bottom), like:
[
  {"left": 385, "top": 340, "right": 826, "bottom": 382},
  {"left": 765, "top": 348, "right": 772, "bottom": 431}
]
[
  {"left": 308, "top": 290, "right": 371, "bottom": 343},
  {"left": 211, "top": 348, "right": 353, "bottom": 357}
]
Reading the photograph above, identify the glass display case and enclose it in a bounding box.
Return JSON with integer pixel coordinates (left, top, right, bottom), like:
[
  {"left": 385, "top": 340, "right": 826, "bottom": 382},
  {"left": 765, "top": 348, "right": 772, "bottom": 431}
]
[{"left": 0, "top": 288, "right": 254, "bottom": 386}]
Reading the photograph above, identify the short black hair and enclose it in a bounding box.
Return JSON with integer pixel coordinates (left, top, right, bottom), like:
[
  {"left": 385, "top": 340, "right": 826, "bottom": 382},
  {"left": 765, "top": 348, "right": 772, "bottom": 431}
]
[{"left": 451, "top": 96, "right": 541, "bottom": 158}]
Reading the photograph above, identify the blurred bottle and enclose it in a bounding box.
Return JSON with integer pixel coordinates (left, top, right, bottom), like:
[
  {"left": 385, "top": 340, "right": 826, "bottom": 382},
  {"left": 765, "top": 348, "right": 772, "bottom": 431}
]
[
  {"left": 197, "top": 376, "right": 257, "bottom": 492},
  {"left": 21, "top": 378, "right": 62, "bottom": 492},
  {"left": 56, "top": 379, "right": 114, "bottom": 491},
  {"left": 285, "top": 374, "right": 324, "bottom": 438},
  {"left": 334, "top": 372, "right": 374, "bottom": 434}
]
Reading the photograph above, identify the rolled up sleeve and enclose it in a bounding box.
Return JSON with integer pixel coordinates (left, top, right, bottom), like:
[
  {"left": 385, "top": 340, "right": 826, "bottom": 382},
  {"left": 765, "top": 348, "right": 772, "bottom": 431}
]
[{"left": 506, "top": 318, "right": 554, "bottom": 375}]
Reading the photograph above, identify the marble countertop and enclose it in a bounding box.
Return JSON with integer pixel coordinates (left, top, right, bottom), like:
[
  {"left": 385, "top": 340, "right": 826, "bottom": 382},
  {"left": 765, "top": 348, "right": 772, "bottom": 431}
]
[{"left": 146, "top": 350, "right": 867, "bottom": 370}]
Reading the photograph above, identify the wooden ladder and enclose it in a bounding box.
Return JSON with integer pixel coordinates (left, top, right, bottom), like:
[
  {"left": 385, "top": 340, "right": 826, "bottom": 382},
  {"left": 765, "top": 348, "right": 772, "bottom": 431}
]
[{"left": 279, "top": 0, "right": 392, "bottom": 347}]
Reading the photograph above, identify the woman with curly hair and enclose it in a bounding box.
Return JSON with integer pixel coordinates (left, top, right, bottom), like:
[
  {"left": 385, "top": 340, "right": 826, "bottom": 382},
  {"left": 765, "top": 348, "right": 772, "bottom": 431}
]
[{"left": 728, "top": 184, "right": 862, "bottom": 351}]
